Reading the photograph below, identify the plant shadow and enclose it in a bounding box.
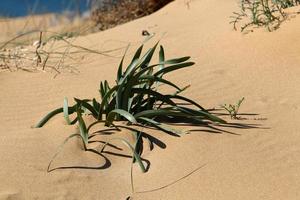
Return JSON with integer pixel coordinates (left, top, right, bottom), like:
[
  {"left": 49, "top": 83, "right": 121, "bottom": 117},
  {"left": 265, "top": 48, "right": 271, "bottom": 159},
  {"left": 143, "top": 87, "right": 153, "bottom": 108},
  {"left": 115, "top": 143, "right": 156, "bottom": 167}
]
[{"left": 48, "top": 109, "right": 268, "bottom": 173}]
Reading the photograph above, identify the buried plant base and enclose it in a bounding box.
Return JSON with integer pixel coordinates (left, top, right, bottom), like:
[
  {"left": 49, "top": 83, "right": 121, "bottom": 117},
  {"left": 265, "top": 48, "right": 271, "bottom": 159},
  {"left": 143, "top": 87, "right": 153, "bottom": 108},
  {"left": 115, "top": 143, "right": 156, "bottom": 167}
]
[{"left": 35, "top": 42, "right": 226, "bottom": 172}]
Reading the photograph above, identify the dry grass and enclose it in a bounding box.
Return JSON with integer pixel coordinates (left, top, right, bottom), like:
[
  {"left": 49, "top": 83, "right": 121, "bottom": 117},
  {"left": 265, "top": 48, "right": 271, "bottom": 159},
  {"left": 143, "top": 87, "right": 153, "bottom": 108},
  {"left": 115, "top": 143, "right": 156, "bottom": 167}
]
[{"left": 0, "top": 29, "right": 126, "bottom": 76}]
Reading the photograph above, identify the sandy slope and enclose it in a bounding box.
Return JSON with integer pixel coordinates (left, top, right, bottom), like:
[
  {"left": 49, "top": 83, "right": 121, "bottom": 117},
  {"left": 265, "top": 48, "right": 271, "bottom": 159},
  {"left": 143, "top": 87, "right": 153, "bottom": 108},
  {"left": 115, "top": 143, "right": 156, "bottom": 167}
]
[{"left": 1, "top": 0, "right": 300, "bottom": 199}]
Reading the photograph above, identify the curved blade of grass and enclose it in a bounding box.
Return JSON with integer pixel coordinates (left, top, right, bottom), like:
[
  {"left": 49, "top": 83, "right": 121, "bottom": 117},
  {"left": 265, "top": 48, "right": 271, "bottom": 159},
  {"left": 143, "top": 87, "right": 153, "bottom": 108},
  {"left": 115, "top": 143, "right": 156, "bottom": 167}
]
[
  {"left": 167, "top": 94, "right": 206, "bottom": 111},
  {"left": 105, "top": 109, "right": 137, "bottom": 126},
  {"left": 92, "top": 98, "right": 100, "bottom": 112},
  {"left": 116, "top": 58, "right": 142, "bottom": 110},
  {"left": 117, "top": 54, "right": 125, "bottom": 82},
  {"left": 98, "top": 85, "right": 118, "bottom": 119},
  {"left": 120, "top": 64, "right": 160, "bottom": 110},
  {"left": 74, "top": 98, "right": 98, "bottom": 118},
  {"left": 100, "top": 81, "right": 105, "bottom": 100},
  {"left": 139, "top": 75, "right": 181, "bottom": 91},
  {"left": 164, "top": 56, "right": 191, "bottom": 65},
  {"left": 138, "top": 117, "right": 185, "bottom": 136},
  {"left": 175, "top": 106, "right": 226, "bottom": 124},
  {"left": 76, "top": 107, "right": 89, "bottom": 145},
  {"left": 155, "top": 45, "right": 165, "bottom": 90},
  {"left": 100, "top": 137, "right": 146, "bottom": 172},
  {"left": 116, "top": 42, "right": 156, "bottom": 109},
  {"left": 132, "top": 88, "right": 176, "bottom": 106},
  {"left": 138, "top": 42, "right": 159, "bottom": 69},
  {"left": 116, "top": 44, "right": 130, "bottom": 82},
  {"left": 134, "top": 109, "right": 188, "bottom": 119},
  {"left": 154, "top": 62, "right": 195, "bottom": 77},
  {"left": 158, "top": 45, "right": 165, "bottom": 72},
  {"left": 63, "top": 97, "right": 72, "bottom": 125},
  {"left": 35, "top": 106, "right": 76, "bottom": 128},
  {"left": 130, "top": 44, "right": 143, "bottom": 65}
]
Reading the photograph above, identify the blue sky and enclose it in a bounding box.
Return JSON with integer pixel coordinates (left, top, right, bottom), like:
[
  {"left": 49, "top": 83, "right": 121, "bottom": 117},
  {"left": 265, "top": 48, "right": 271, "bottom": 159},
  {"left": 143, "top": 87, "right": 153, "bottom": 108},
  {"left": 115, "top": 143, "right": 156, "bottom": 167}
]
[{"left": 0, "top": 0, "right": 90, "bottom": 17}]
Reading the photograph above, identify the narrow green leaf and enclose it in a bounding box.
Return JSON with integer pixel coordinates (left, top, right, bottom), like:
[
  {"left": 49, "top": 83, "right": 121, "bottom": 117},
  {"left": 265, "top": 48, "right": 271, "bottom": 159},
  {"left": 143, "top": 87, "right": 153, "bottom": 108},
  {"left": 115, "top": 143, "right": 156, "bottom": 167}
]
[
  {"left": 167, "top": 94, "right": 206, "bottom": 111},
  {"left": 117, "top": 44, "right": 130, "bottom": 83},
  {"left": 130, "top": 44, "right": 143, "bottom": 65},
  {"left": 63, "top": 97, "right": 71, "bottom": 125},
  {"left": 98, "top": 85, "right": 118, "bottom": 119},
  {"left": 117, "top": 56, "right": 124, "bottom": 82},
  {"left": 154, "top": 62, "right": 194, "bottom": 77},
  {"left": 105, "top": 109, "right": 137, "bottom": 126},
  {"left": 134, "top": 109, "right": 187, "bottom": 119},
  {"left": 138, "top": 42, "right": 159, "bottom": 69},
  {"left": 132, "top": 88, "right": 176, "bottom": 106},
  {"left": 74, "top": 98, "right": 98, "bottom": 118},
  {"left": 158, "top": 45, "right": 165, "bottom": 71},
  {"left": 35, "top": 106, "right": 75, "bottom": 128},
  {"left": 76, "top": 107, "right": 88, "bottom": 145},
  {"left": 164, "top": 56, "right": 190, "bottom": 65},
  {"left": 176, "top": 106, "right": 226, "bottom": 124},
  {"left": 138, "top": 117, "right": 185, "bottom": 136},
  {"left": 92, "top": 98, "right": 100, "bottom": 112},
  {"left": 100, "top": 137, "right": 146, "bottom": 172},
  {"left": 139, "top": 75, "right": 181, "bottom": 91}
]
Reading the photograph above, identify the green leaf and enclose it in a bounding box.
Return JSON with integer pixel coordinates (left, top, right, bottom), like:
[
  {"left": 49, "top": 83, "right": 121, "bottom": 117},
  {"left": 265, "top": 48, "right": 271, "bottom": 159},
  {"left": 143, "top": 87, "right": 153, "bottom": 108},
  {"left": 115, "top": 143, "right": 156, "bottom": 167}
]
[
  {"left": 132, "top": 88, "right": 176, "bottom": 106},
  {"left": 74, "top": 98, "right": 98, "bottom": 118},
  {"left": 167, "top": 94, "right": 206, "bottom": 111},
  {"left": 130, "top": 44, "right": 143, "bottom": 65},
  {"left": 117, "top": 44, "right": 130, "bottom": 83},
  {"left": 175, "top": 106, "right": 226, "bottom": 124},
  {"left": 138, "top": 42, "right": 159, "bottom": 69},
  {"left": 158, "top": 45, "right": 165, "bottom": 73},
  {"left": 76, "top": 107, "right": 89, "bottom": 145},
  {"left": 92, "top": 98, "right": 100, "bottom": 112},
  {"left": 139, "top": 75, "right": 181, "bottom": 91},
  {"left": 138, "top": 117, "right": 185, "bottom": 136},
  {"left": 98, "top": 85, "right": 119, "bottom": 119},
  {"left": 134, "top": 109, "right": 187, "bottom": 119},
  {"left": 105, "top": 109, "right": 137, "bottom": 126},
  {"left": 63, "top": 97, "right": 72, "bottom": 125},
  {"left": 164, "top": 56, "right": 191, "bottom": 65},
  {"left": 100, "top": 137, "right": 146, "bottom": 172},
  {"left": 35, "top": 106, "right": 76, "bottom": 128},
  {"left": 154, "top": 62, "right": 195, "bottom": 77},
  {"left": 117, "top": 55, "right": 125, "bottom": 82}
]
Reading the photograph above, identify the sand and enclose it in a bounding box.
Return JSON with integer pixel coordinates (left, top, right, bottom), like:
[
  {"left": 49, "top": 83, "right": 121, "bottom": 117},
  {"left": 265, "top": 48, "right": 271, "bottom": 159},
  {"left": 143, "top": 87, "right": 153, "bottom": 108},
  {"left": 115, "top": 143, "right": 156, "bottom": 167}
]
[{"left": 1, "top": 0, "right": 300, "bottom": 199}]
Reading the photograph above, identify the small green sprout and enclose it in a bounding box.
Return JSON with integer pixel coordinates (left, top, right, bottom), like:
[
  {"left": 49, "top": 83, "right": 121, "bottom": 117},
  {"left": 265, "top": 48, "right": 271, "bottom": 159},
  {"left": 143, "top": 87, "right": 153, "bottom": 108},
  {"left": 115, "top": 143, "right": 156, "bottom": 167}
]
[{"left": 221, "top": 97, "right": 245, "bottom": 119}]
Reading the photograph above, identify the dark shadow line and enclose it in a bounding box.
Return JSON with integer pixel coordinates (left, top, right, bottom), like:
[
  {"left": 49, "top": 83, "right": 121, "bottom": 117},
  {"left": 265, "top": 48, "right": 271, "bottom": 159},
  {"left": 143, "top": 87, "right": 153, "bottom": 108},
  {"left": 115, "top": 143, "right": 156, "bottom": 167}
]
[
  {"left": 88, "top": 140, "right": 123, "bottom": 151},
  {"left": 189, "top": 129, "right": 222, "bottom": 134},
  {"left": 48, "top": 150, "right": 111, "bottom": 172},
  {"left": 204, "top": 125, "right": 241, "bottom": 135},
  {"left": 102, "top": 150, "right": 151, "bottom": 172},
  {"left": 211, "top": 112, "right": 260, "bottom": 116}
]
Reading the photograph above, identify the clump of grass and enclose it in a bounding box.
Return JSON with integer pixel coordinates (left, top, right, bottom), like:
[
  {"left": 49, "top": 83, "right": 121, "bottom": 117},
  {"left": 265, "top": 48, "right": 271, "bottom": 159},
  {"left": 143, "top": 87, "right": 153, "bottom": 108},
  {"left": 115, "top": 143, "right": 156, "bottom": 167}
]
[
  {"left": 230, "top": 0, "right": 300, "bottom": 32},
  {"left": 221, "top": 97, "right": 245, "bottom": 119},
  {"left": 0, "top": 30, "right": 126, "bottom": 75},
  {"left": 35, "top": 42, "right": 226, "bottom": 172}
]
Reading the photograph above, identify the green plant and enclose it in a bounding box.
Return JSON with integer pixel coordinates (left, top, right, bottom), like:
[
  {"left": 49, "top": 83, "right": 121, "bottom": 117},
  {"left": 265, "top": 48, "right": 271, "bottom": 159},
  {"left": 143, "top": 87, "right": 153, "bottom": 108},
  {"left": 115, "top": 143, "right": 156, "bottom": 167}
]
[
  {"left": 230, "top": 0, "right": 300, "bottom": 32},
  {"left": 221, "top": 97, "right": 245, "bottom": 119},
  {"left": 35, "top": 42, "right": 226, "bottom": 172}
]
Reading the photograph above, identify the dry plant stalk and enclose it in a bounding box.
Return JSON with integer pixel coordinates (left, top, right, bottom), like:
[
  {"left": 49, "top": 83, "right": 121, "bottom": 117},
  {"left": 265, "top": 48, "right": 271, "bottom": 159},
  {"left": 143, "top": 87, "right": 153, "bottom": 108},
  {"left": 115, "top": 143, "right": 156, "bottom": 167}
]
[{"left": 0, "top": 30, "right": 127, "bottom": 76}]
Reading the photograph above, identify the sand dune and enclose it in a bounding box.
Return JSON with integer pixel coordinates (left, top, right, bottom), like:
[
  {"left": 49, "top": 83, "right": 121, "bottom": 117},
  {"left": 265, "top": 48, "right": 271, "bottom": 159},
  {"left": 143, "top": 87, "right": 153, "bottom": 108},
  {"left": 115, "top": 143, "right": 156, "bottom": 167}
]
[{"left": 1, "top": 0, "right": 300, "bottom": 199}]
